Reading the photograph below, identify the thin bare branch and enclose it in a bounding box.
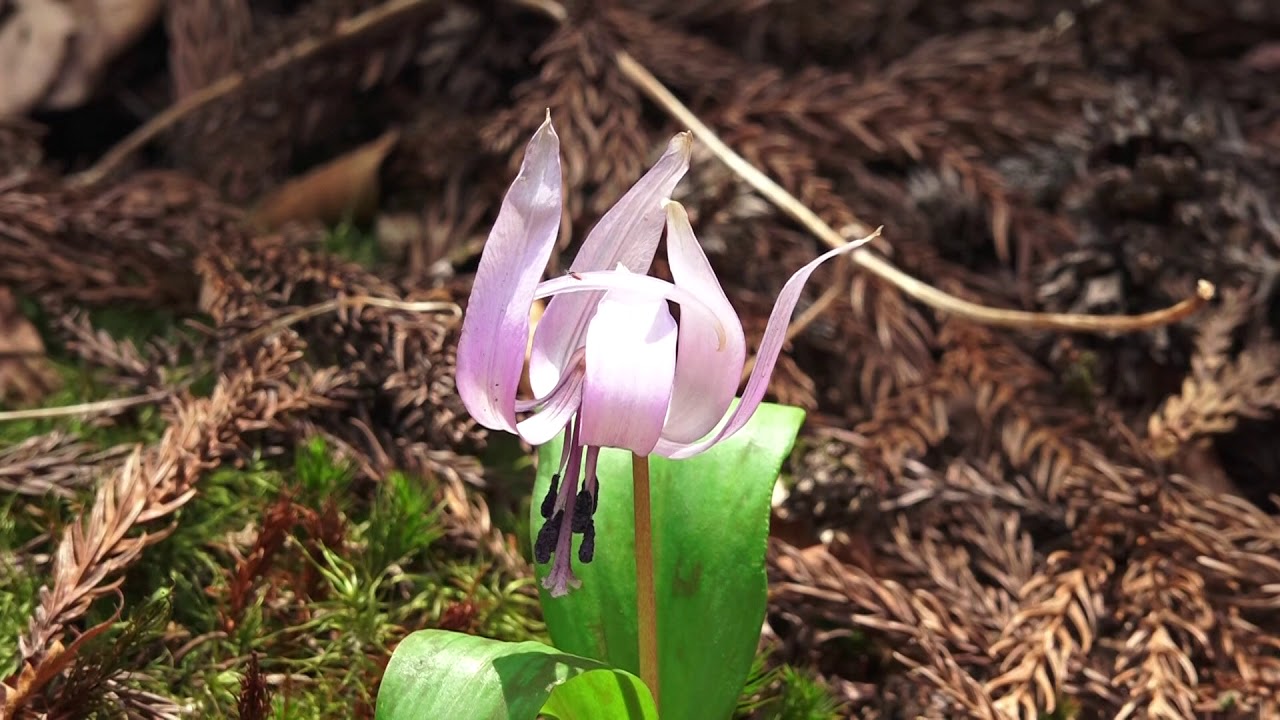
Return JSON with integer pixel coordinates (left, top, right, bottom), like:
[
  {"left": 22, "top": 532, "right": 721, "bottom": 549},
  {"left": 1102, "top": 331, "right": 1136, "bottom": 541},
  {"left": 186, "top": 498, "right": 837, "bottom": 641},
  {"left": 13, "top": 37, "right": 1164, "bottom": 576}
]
[{"left": 608, "top": 49, "right": 1215, "bottom": 333}]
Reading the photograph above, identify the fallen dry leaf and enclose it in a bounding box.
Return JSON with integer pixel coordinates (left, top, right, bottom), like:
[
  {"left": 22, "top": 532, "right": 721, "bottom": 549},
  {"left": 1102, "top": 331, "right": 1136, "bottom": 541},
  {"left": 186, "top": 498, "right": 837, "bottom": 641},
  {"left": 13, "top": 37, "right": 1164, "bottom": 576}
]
[
  {"left": 1242, "top": 42, "right": 1280, "bottom": 73},
  {"left": 0, "top": 0, "right": 162, "bottom": 116},
  {"left": 0, "top": 0, "right": 75, "bottom": 118},
  {"left": 0, "top": 286, "right": 59, "bottom": 404},
  {"left": 251, "top": 129, "right": 401, "bottom": 230},
  {"left": 42, "top": 0, "right": 165, "bottom": 110}
]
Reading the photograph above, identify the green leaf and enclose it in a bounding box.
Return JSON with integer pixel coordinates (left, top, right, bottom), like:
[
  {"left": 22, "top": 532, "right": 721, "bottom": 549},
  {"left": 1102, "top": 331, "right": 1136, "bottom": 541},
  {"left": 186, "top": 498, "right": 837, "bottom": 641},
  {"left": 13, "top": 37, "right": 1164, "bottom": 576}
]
[
  {"left": 531, "top": 403, "right": 806, "bottom": 720},
  {"left": 376, "top": 630, "right": 657, "bottom": 720}
]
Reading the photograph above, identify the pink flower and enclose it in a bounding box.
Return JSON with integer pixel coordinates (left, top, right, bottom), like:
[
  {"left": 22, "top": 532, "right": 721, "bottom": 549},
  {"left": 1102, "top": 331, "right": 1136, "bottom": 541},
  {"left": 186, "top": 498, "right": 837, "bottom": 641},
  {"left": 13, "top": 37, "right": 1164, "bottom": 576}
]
[{"left": 457, "top": 117, "right": 870, "bottom": 595}]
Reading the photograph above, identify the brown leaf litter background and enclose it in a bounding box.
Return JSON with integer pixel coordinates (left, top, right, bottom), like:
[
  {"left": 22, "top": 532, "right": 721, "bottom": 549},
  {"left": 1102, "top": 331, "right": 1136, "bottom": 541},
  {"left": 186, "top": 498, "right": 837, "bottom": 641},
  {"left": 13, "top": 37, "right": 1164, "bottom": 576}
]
[{"left": 2, "top": 0, "right": 1280, "bottom": 717}]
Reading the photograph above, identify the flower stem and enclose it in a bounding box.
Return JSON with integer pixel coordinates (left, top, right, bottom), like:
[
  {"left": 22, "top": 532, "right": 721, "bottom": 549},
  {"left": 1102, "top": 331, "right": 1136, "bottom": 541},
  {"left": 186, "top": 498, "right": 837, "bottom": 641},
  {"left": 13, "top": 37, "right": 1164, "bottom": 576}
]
[{"left": 632, "top": 453, "right": 660, "bottom": 710}]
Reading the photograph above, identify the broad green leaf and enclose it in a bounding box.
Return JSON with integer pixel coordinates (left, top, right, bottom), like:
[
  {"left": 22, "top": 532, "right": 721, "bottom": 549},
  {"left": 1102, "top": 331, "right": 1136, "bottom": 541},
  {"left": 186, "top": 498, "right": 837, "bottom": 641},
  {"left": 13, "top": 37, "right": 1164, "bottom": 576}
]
[
  {"left": 531, "top": 403, "right": 806, "bottom": 720},
  {"left": 376, "top": 630, "right": 657, "bottom": 720}
]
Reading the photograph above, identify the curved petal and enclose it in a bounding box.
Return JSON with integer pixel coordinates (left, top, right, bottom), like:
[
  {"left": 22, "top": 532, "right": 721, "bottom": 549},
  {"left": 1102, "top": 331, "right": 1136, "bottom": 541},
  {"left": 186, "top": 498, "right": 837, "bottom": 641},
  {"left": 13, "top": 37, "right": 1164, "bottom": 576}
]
[
  {"left": 569, "top": 133, "right": 693, "bottom": 274},
  {"left": 659, "top": 201, "right": 746, "bottom": 444},
  {"left": 456, "top": 116, "right": 562, "bottom": 433},
  {"left": 529, "top": 133, "right": 692, "bottom": 398},
  {"left": 533, "top": 271, "right": 726, "bottom": 345},
  {"left": 652, "top": 232, "right": 878, "bottom": 460},
  {"left": 516, "top": 347, "right": 586, "bottom": 412},
  {"left": 578, "top": 280, "right": 678, "bottom": 455},
  {"left": 516, "top": 365, "right": 585, "bottom": 446}
]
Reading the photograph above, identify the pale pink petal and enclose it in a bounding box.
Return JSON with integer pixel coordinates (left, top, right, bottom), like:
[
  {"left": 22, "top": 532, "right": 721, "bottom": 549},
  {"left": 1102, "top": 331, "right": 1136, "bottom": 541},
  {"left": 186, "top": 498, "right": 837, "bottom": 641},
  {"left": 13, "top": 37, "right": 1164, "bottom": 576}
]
[
  {"left": 528, "top": 134, "right": 692, "bottom": 398},
  {"left": 533, "top": 271, "right": 723, "bottom": 332},
  {"left": 659, "top": 201, "right": 746, "bottom": 444},
  {"left": 516, "top": 347, "right": 585, "bottom": 412},
  {"left": 578, "top": 279, "right": 678, "bottom": 455},
  {"left": 568, "top": 133, "right": 693, "bottom": 274},
  {"left": 456, "top": 116, "right": 563, "bottom": 433},
  {"left": 652, "top": 233, "right": 877, "bottom": 460},
  {"left": 516, "top": 366, "right": 585, "bottom": 446}
]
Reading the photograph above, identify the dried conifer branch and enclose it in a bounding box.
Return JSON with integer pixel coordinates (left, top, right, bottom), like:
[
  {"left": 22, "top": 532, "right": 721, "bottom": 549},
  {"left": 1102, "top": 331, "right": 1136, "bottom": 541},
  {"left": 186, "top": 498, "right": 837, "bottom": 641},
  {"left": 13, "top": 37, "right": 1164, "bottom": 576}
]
[
  {"left": 770, "top": 540, "right": 1002, "bottom": 716},
  {"left": 0, "top": 433, "right": 129, "bottom": 499},
  {"left": 607, "top": 48, "right": 1216, "bottom": 334},
  {"left": 517, "top": 1, "right": 1221, "bottom": 336},
  {"left": 1, "top": 340, "right": 333, "bottom": 715},
  {"left": 233, "top": 296, "right": 461, "bottom": 349},
  {"left": 892, "top": 639, "right": 1004, "bottom": 720},
  {"left": 54, "top": 312, "right": 196, "bottom": 393},
  {"left": 1147, "top": 287, "right": 1280, "bottom": 459},
  {"left": 985, "top": 551, "right": 1112, "bottom": 720},
  {"left": 484, "top": 14, "right": 649, "bottom": 222},
  {"left": 0, "top": 295, "right": 459, "bottom": 426},
  {"left": 0, "top": 172, "right": 235, "bottom": 308},
  {"left": 1113, "top": 556, "right": 1207, "bottom": 720}
]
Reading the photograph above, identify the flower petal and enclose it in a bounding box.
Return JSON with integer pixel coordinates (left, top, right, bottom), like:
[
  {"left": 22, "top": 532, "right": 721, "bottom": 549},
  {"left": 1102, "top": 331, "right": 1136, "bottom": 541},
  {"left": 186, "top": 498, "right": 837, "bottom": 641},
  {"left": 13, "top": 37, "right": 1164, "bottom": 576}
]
[
  {"left": 578, "top": 279, "right": 678, "bottom": 455},
  {"left": 533, "top": 271, "right": 723, "bottom": 327},
  {"left": 456, "top": 116, "right": 563, "bottom": 433},
  {"left": 528, "top": 133, "right": 692, "bottom": 398},
  {"left": 516, "top": 366, "right": 585, "bottom": 446},
  {"left": 652, "top": 232, "right": 878, "bottom": 459},
  {"left": 516, "top": 347, "right": 585, "bottom": 412},
  {"left": 659, "top": 201, "right": 746, "bottom": 444},
  {"left": 569, "top": 133, "right": 694, "bottom": 274}
]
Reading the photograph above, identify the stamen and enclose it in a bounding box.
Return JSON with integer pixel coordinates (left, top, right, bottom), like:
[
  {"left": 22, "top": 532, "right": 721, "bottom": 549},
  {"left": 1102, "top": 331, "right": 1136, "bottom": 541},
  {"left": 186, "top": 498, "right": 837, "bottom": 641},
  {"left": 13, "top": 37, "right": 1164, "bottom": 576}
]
[
  {"left": 578, "top": 519, "right": 595, "bottom": 563},
  {"left": 539, "top": 474, "right": 559, "bottom": 519},
  {"left": 573, "top": 446, "right": 601, "bottom": 562},
  {"left": 572, "top": 489, "right": 593, "bottom": 533},
  {"left": 534, "top": 510, "right": 561, "bottom": 564},
  {"left": 543, "top": 467, "right": 582, "bottom": 597},
  {"left": 541, "top": 415, "right": 585, "bottom": 597}
]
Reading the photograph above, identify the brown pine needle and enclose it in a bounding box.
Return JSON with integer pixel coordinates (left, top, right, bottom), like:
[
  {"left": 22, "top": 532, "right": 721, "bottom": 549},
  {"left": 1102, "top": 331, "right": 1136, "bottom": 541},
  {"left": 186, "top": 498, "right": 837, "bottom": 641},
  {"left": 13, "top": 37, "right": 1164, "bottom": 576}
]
[
  {"left": 607, "top": 49, "right": 1214, "bottom": 334},
  {"left": 0, "top": 297, "right": 459, "bottom": 425},
  {"left": 513, "top": 0, "right": 1214, "bottom": 334},
  {"left": 74, "top": 0, "right": 1212, "bottom": 337},
  {"left": 233, "top": 296, "right": 460, "bottom": 349}
]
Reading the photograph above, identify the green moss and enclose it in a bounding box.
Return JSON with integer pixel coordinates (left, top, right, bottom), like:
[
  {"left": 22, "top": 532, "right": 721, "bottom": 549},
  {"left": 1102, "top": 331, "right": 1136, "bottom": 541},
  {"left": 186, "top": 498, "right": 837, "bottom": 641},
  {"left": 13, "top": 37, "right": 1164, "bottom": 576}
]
[
  {"left": 362, "top": 470, "right": 442, "bottom": 574},
  {"left": 0, "top": 282, "right": 543, "bottom": 718},
  {"left": 324, "top": 222, "right": 380, "bottom": 268},
  {"left": 1041, "top": 697, "right": 1080, "bottom": 720},
  {"left": 736, "top": 650, "right": 845, "bottom": 720},
  {"left": 767, "top": 665, "right": 844, "bottom": 720},
  {"left": 71, "top": 436, "right": 544, "bottom": 717},
  {"left": 0, "top": 547, "right": 42, "bottom": 677},
  {"left": 294, "top": 435, "right": 355, "bottom": 504},
  {"left": 120, "top": 455, "right": 285, "bottom": 629}
]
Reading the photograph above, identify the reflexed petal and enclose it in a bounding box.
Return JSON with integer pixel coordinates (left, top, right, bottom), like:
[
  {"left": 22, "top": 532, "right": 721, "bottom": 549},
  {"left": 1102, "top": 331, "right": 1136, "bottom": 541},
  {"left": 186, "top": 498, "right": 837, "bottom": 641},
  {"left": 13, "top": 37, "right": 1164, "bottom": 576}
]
[
  {"left": 516, "top": 347, "right": 586, "bottom": 412},
  {"left": 659, "top": 201, "right": 746, "bottom": 444},
  {"left": 516, "top": 365, "right": 585, "bottom": 446},
  {"left": 652, "top": 232, "right": 877, "bottom": 459},
  {"left": 529, "top": 133, "right": 693, "bottom": 398},
  {"left": 578, "top": 281, "right": 678, "bottom": 455},
  {"left": 456, "top": 116, "right": 562, "bottom": 433},
  {"left": 533, "top": 271, "right": 725, "bottom": 334}
]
